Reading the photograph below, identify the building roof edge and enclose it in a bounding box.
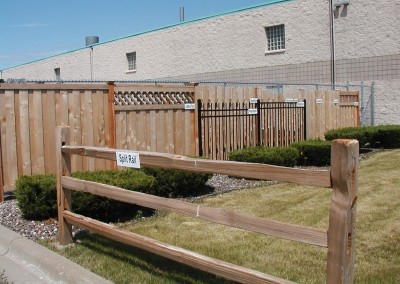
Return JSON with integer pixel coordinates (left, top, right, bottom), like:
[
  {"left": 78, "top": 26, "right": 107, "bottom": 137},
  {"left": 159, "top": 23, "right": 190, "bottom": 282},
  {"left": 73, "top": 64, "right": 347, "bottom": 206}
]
[{"left": 2, "top": 0, "right": 293, "bottom": 71}]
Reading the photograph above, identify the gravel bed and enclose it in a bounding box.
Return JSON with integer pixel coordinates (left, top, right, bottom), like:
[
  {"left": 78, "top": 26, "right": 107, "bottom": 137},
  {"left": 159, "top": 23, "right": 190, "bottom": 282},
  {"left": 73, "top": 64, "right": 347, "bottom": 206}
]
[{"left": 0, "top": 174, "right": 274, "bottom": 241}]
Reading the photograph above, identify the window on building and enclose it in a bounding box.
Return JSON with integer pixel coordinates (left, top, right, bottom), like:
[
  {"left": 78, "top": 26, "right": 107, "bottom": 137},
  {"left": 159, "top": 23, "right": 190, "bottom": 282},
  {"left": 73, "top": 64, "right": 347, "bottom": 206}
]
[
  {"left": 54, "top": 68, "right": 61, "bottom": 81},
  {"left": 265, "top": 24, "right": 285, "bottom": 52},
  {"left": 126, "top": 52, "right": 137, "bottom": 71}
]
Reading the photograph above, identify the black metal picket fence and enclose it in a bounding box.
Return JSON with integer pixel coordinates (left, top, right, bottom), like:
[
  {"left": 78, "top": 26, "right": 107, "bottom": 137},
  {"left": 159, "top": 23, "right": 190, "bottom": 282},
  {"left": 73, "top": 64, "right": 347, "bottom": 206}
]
[{"left": 198, "top": 99, "right": 307, "bottom": 160}]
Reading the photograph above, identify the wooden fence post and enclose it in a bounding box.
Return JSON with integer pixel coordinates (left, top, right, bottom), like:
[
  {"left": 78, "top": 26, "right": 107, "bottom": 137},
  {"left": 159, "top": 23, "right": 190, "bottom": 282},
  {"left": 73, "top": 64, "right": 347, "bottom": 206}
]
[
  {"left": 107, "top": 81, "right": 116, "bottom": 170},
  {"left": 107, "top": 81, "right": 116, "bottom": 149},
  {"left": 0, "top": 126, "right": 3, "bottom": 202},
  {"left": 327, "top": 139, "right": 359, "bottom": 283},
  {"left": 56, "top": 126, "right": 73, "bottom": 245}
]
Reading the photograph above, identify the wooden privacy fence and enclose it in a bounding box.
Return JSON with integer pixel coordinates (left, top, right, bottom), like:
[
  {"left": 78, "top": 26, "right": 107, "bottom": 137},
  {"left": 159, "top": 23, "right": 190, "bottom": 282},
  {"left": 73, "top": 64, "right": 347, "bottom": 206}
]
[
  {"left": 0, "top": 83, "right": 113, "bottom": 198},
  {"left": 195, "top": 86, "right": 359, "bottom": 140},
  {"left": 0, "top": 83, "right": 359, "bottom": 199},
  {"left": 57, "top": 126, "right": 359, "bottom": 284},
  {"left": 198, "top": 99, "right": 306, "bottom": 160},
  {"left": 113, "top": 84, "right": 196, "bottom": 155}
]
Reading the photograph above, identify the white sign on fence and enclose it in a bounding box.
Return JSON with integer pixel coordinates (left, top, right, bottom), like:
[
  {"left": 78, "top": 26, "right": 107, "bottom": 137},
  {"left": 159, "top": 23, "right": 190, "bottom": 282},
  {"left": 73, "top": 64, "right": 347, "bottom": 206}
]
[
  {"left": 316, "top": 99, "right": 323, "bottom": 104},
  {"left": 333, "top": 99, "right": 339, "bottom": 105},
  {"left": 250, "top": 98, "right": 259, "bottom": 104},
  {"left": 116, "top": 152, "right": 141, "bottom": 168},
  {"left": 247, "top": 109, "right": 258, "bottom": 115},
  {"left": 184, "top": 103, "right": 196, "bottom": 110},
  {"left": 285, "top": 98, "right": 298, "bottom": 103},
  {"left": 296, "top": 101, "right": 305, "bottom": 107},
  {"left": 353, "top": 102, "right": 359, "bottom": 107}
]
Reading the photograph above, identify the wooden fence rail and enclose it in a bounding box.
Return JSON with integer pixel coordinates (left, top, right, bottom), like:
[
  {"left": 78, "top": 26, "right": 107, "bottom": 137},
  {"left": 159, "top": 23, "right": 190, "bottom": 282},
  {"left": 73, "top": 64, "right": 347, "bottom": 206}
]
[{"left": 56, "top": 126, "right": 358, "bottom": 283}]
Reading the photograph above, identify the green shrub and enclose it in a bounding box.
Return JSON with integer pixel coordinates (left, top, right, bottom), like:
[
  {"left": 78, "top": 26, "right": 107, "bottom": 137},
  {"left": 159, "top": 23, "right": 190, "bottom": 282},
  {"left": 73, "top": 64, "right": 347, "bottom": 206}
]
[
  {"left": 141, "top": 167, "right": 212, "bottom": 198},
  {"left": 371, "top": 125, "right": 400, "bottom": 149},
  {"left": 71, "top": 170, "right": 156, "bottom": 222},
  {"left": 228, "top": 146, "right": 299, "bottom": 167},
  {"left": 15, "top": 175, "right": 58, "bottom": 220},
  {"left": 325, "top": 125, "right": 400, "bottom": 149},
  {"left": 291, "top": 140, "right": 332, "bottom": 166},
  {"left": 324, "top": 126, "right": 377, "bottom": 147},
  {"left": 15, "top": 170, "right": 155, "bottom": 221},
  {"left": 15, "top": 168, "right": 212, "bottom": 221}
]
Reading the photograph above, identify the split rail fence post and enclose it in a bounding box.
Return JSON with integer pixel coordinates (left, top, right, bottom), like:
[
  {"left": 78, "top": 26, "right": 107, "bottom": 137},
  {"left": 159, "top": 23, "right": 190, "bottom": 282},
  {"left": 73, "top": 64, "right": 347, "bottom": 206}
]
[
  {"left": 56, "top": 126, "right": 73, "bottom": 245},
  {"left": 327, "top": 139, "right": 359, "bottom": 283}
]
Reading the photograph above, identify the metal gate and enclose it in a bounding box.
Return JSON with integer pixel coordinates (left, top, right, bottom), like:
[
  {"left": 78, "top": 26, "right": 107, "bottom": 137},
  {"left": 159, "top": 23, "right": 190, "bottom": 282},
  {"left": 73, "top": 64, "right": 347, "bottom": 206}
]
[{"left": 198, "top": 99, "right": 306, "bottom": 160}]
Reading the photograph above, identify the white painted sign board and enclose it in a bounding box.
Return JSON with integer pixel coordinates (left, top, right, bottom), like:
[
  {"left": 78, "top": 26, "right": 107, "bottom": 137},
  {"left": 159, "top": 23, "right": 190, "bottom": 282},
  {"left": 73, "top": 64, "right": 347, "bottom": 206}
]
[
  {"left": 247, "top": 109, "right": 258, "bottom": 115},
  {"left": 116, "top": 152, "right": 141, "bottom": 168},
  {"left": 184, "top": 103, "right": 196, "bottom": 110}
]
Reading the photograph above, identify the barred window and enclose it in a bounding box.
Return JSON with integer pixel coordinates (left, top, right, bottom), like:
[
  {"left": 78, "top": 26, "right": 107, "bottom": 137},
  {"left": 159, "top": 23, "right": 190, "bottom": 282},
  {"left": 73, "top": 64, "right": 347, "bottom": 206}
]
[
  {"left": 265, "top": 24, "right": 285, "bottom": 52},
  {"left": 54, "top": 68, "right": 61, "bottom": 81},
  {"left": 126, "top": 52, "right": 137, "bottom": 71}
]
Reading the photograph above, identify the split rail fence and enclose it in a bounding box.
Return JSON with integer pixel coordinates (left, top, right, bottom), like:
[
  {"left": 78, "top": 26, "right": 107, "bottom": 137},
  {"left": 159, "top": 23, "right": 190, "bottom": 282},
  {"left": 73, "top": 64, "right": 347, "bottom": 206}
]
[
  {"left": 0, "top": 83, "right": 359, "bottom": 200},
  {"left": 57, "top": 126, "right": 358, "bottom": 284}
]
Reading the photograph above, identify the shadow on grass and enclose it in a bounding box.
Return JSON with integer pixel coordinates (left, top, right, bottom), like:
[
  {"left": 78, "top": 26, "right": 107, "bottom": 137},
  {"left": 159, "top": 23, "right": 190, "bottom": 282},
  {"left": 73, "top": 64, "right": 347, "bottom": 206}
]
[{"left": 74, "top": 230, "right": 237, "bottom": 284}]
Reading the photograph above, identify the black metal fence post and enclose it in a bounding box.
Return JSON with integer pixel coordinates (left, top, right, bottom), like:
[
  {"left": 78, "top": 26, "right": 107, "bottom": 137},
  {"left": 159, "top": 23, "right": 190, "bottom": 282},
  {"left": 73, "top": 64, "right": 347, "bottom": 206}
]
[
  {"left": 303, "top": 99, "right": 307, "bottom": 141},
  {"left": 197, "top": 99, "right": 203, "bottom": 156},
  {"left": 256, "top": 99, "right": 261, "bottom": 145}
]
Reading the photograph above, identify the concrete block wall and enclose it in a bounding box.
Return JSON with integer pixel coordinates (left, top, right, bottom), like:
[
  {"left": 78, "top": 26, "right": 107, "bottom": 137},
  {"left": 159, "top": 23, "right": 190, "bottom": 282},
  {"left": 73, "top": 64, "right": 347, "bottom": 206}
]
[{"left": 2, "top": 0, "right": 399, "bottom": 125}]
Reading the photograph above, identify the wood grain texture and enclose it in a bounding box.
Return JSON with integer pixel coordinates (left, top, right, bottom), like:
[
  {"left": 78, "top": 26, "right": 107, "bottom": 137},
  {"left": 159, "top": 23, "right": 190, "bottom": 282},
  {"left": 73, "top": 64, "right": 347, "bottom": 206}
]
[
  {"left": 29, "top": 90, "right": 45, "bottom": 175},
  {"left": 62, "top": 176, "right": 327, "bottom": 247},
  {"left": 61, "top": 145, "right": 332, "bottom": 188},
  {"left": 0, "top": 92, "right": 8, "bottom": 187},
  {"left": 0, "top": 125, "right": 3, "bottom": 202},
  {"left": 56, "top": 133, "right": 360, "bottom": 283},
  {"left": 81, "top": 90, "right": 95, "bottom": 171},
  {"left": 5, "top": 91, "right": 18, "bottom": 186},
  {"left": 68, "top": 90, "right": 83, "bottom": 172},
  {"left": 56, "top": 127, "right": 73, "bottom": 245},
  {"left": 63, "top": 211, "right": 296, "bottom": 284},
  {"left": 114, "top": 84, "right": 194, "bottom": 94},
  {"left": 327, "top": 139, "right": 358, "bottom": 284},
  {"left": 107, "top": 82, "right": 116, "bottom": 149},
  {"left": 42, "top": 90, "right": 57, "bottom": 174}
]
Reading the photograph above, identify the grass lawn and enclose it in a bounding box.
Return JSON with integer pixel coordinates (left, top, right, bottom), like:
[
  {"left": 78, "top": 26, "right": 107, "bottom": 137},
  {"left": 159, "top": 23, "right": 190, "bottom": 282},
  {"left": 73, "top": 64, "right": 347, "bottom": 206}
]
[{"left": 42, "top": 150, "right": 400, "bottom": 283}]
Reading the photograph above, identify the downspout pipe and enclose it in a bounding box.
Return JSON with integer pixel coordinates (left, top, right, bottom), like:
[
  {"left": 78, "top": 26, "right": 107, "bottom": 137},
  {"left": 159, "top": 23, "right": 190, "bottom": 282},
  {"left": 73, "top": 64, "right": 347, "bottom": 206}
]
[{"left": 329, "top": 0, "right": 336, "bottom": 90}]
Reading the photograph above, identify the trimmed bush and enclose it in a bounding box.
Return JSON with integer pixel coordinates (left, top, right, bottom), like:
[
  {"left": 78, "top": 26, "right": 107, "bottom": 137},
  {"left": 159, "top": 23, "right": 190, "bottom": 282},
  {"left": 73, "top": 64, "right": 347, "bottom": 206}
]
[
  {"left": 141, "top": 167, "right": 212, "bottom": 198},
  {"left": 15, "top": 170, "right": 155, "bottom": 221},
  {"left": 15, "top": 175, "right": 58, "bottom": 220},
  {"left": 325, "top": 125, "right": 400, "bottom": 149},
  {"left": 71, "top": 170, "right": 156, "bottom": 222},
  {"left": 291, "top": 140, "right": 332, "bottom": 167},
  {"left": 228, "top": 146, "right": 299, "bottom": 167},
  {"left": 324, "top": 126, "right": 376, "bottom": 147},
  {"left": 15, "top": 168, "right": 212, "bottom": 221},
  {"left": 371, "top": 125, "right": 400, "bottom": 149}
]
